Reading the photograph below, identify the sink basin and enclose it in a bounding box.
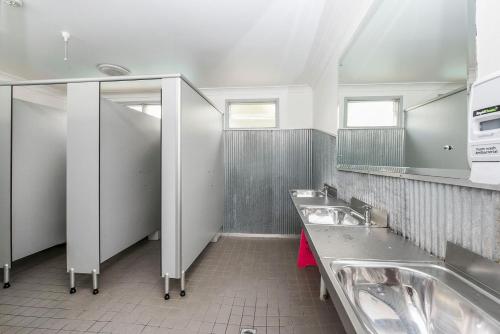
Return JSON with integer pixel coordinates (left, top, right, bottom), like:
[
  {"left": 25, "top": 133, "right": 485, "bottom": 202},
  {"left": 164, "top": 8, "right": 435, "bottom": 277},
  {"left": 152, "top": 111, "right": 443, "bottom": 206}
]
[
  {"left": 330, "top": 260, "right": 500, "bottom": 334},
  {"left": 299, "top": 205, "right": 366, "bottom": 225},
  {"left": 290, "top": 189, "right": 325, "bottom": 198}
]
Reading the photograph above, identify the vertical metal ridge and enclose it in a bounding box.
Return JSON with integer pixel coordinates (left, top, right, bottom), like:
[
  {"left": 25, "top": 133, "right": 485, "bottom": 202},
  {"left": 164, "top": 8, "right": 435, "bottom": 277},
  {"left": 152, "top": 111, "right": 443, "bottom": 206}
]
[
  {"left": 224, "top": 129, "right": 312, "bottom": 234},
  {"left": 312, "top": 129, "right": 500, "bottom": 261},
  {"left": 337, "top": 128, "right": 405, "bottom": 167}
]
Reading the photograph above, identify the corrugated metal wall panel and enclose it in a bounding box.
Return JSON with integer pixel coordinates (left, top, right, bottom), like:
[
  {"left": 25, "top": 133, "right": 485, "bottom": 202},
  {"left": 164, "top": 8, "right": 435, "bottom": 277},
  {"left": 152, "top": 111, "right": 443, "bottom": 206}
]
[
  {"left": 224, "top": 130, "right": 312, "bottom": 234},
  {"left": 312, "top": 129, "right": 500, "bottom": 260},
  {"left": 337, "top": 128, "right": 405, "bottom": 167},
  {"left": 312, "top": 130, "right": 337, "bottom": 188}
]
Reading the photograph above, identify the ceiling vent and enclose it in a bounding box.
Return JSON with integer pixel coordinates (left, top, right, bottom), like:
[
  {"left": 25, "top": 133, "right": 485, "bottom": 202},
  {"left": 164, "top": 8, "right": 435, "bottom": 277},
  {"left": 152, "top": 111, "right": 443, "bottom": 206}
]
[
  {"left": 4, "top": 0, "right": 23, "bottom": 7},
  {"left": 96, "top": 64, "right": 130, "bottom": 76}
]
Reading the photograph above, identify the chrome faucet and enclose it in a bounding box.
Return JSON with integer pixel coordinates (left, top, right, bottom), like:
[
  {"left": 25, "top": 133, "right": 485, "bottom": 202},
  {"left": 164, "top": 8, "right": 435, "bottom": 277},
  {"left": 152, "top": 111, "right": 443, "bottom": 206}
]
[
  {"left": 363, "top": 205, "right": 372, "bottom": 225},
  {"left": 322, "top": 183, "right": 337, "bottom": 198}
]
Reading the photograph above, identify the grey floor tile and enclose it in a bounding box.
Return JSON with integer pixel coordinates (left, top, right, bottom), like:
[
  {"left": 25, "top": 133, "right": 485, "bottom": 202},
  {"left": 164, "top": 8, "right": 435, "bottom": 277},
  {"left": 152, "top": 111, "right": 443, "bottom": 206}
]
[{"left": 0, "top": 238, "right": 345, "bottom": 334}]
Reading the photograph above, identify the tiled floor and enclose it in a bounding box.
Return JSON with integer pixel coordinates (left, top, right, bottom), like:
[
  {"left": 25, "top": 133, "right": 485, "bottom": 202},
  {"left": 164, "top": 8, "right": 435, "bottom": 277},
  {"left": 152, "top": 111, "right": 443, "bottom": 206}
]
[{"left": 0, "top": 237, "right": 345, "bottom": 334}]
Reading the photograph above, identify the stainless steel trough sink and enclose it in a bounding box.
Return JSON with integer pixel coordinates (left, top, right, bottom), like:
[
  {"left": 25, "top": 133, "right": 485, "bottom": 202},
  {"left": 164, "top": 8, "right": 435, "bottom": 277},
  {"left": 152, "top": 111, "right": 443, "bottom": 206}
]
[
  {"left": 330, "top": 260, "right": 500, "bottom": 334},
  {"left": 290, "top": 189, "right": 325, "bottom": 198},
  {"left": 299, "top": 205, "right": 366, "bottom": 226}
]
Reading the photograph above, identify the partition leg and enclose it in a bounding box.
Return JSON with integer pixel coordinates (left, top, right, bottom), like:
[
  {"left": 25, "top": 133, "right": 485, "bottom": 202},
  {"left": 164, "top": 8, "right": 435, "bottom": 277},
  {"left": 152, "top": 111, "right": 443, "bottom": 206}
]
[
  {"left": 3, "top": 264, "right": 10, "bottom": 289},
  {"left": 320, "top": 277, "right": 328, "bottom": 301},
  {"left": 164, "top": 274, "right": 170, "bottom": 300},
  {"left": 92, "top": 269, "right": 99, "bottom": 295},
  {"left": 69, "top": 268, "right": 76, "bottom": 294},
  {"left": 180, "top": 270, "right": 186, "bottom": 297}
]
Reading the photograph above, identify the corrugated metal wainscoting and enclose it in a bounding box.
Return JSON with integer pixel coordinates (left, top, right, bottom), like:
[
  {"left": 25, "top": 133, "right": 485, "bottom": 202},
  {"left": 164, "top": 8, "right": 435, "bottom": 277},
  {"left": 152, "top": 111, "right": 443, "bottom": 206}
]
[
  {"left": 337, "top": 128, "right": 405, "bottom": 168},
  {"left": 224, "top": 130, "right": 312, "bottom": 234},
  {"left": 312, "top": 129, "right": 500, "bottom": 261}
]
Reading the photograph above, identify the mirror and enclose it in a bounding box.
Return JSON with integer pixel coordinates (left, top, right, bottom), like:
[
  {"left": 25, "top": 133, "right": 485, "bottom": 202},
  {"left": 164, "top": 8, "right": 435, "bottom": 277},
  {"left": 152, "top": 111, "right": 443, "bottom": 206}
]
[{"left": 337, "top": 0, "right": 476, "bottom": 179}]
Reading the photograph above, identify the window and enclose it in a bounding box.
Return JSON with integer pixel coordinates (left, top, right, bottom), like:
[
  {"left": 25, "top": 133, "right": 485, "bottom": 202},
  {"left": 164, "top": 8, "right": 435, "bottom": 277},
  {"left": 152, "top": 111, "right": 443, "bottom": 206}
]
[
  {"left": 344, "top": 97, "right": 401, "bottom": 127},
  {"left": 226, "top": 100, "right": 278, "bottom": 129},
  {"left": 127, "top": 104, "right": 162, "bottom": 119}
]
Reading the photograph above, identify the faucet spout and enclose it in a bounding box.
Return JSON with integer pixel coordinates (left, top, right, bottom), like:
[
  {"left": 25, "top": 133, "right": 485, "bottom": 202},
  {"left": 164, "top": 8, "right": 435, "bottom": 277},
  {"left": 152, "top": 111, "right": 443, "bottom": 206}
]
[{"left": 363, "top": 205, "right": 372, "bottom": 225}]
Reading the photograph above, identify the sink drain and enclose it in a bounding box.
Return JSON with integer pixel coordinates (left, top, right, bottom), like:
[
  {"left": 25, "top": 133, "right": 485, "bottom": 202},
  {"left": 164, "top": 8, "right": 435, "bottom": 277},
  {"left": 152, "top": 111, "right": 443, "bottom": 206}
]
[{"left": 241, "top": 329, "right": 256, "bottom": 334}]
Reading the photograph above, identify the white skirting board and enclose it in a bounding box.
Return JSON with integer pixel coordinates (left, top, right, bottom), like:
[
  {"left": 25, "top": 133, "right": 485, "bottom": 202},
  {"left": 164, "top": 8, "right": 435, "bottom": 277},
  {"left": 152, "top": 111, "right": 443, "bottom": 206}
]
[{"left": 161, "top": 77, "right": 223, "bottom": 279}]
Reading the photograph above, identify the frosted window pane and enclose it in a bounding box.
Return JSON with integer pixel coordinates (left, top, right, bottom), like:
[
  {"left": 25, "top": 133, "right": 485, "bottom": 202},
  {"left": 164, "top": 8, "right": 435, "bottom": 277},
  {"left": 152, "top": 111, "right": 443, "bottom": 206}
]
[
  {"left": 346, "top": 100, "right": 398, "bottom": 127},
  {"left": 228, "top": 102, "right": 276, "bottom": 128}
]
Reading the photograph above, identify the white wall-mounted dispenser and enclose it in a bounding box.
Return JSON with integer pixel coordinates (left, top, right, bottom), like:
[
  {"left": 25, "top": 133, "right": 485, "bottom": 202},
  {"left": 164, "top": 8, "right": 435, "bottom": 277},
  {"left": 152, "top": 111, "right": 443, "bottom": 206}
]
[{"left": 469, "top": 71, "right": 500, "bottom": 184}]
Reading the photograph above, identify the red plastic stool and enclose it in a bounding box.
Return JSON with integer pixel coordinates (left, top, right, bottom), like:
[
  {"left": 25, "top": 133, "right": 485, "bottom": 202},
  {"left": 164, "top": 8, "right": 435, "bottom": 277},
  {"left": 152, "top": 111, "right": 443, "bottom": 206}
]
[{"left": 297, "top": 229, "right": 317, "bottom": 268}]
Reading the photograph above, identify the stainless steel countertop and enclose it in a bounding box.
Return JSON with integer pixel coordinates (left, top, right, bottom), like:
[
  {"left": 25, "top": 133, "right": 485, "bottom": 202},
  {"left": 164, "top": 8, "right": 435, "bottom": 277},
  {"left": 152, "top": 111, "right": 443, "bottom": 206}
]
[
  {"left": 289, "top": 191, "right": 441, "bottom": 334},
  {"left": 304, "top": 225, "right": 437, "bottom": 262}
]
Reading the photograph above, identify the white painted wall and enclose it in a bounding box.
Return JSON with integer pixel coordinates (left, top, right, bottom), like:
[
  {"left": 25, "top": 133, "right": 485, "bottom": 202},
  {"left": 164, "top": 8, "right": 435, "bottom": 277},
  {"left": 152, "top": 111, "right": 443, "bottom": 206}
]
[
  {"left": 476, "top": 0, "right": 500, "bottom": 78},
  {"left": 12, "top": 100, "right": 66, "bottom": 261},
  {"left": 337, "top": 83, "right": 465, "bottom": 127},
  {"left": 201, "top": 85, "right": 313, "bottom": 129},
  {"left": 312, "top": 0, "right": 374, "bottom": 134},
  {"left": 100, "top": 98, "right": 161, "bottom": 262}
]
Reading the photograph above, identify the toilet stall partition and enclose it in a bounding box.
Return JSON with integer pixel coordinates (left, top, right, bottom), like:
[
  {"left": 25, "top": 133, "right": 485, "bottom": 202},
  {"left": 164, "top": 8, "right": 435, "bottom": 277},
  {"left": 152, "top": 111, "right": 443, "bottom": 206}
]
[
  {"left": 66, "top": 79, "right": 162, "bottom": 294},
  {"left": 0, "top": 75, "right": 223, "bottom": 297},
  {"left": 0, "top": 85, "right": 67, "bottom": 289},
  {"left": 0, "top": 87, "right": 12, "bottom": 288},
  {"left": 161, "top": 77, "right": 224, "bottom": 300}
]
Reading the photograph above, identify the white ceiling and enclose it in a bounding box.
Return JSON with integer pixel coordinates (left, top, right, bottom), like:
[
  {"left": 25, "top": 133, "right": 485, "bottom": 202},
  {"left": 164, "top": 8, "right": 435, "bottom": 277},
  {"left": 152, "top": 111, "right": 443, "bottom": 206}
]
[
  {"left": 339, "top": 0, "right": 470, "bottom": 84},
  {"left": 0, "top": 0, "right": 340, "bottom": 87}
]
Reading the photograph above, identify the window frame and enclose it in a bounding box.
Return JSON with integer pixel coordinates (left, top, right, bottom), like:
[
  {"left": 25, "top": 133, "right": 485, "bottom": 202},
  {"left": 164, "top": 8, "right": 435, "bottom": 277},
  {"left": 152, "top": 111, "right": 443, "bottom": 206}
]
[
  {"left": 343, "top": 96, "right": 403, "bottom": 129},
  {"left": 225, "top": 99, "right": 279, "bottom": 130}
]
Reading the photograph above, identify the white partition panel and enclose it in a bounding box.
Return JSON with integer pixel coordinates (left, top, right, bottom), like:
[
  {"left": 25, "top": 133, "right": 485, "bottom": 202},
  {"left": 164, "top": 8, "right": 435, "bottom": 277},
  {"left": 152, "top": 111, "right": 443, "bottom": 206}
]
[
  {"left": 162, "top": 77, "right": 181, "bottom": 278},
  {"left": 180, "top": 81, "right": 223, "bottom": 273},
  {"left": 12, "top": 100, "right": 66, "bottom": 261},
  {"left": 67, "top": 82, "right": 100, "bottom": 274},
  {"left": 0, "top": 86, "right": 12, "bottom": 268},
  {"left": 161, "top": 78, "right": 223, "bottom": 279},
  {"left": 100, "top": 98, "right": 161, "bottom": 262}
]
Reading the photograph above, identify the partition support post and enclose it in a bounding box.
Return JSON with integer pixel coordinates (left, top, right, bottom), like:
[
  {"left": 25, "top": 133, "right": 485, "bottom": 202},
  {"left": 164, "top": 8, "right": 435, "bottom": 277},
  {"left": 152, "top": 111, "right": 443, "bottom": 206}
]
[
  {"left": 180, "top": 270, "right": 186, "bottom": 297},
  {"left": 164, "top": 273, "right": 170, "bottom": 300},
  {"left": 69, "top": 268, "right": 76, "bottom": 294},
  {"left": 92, "top": 269, "right": 99, "bottom": 295},
  {"left": 320, "top": 277, "right": 327, "bottom": 301},
  {"left": 3, "top": 264, "right": 10, "bottom": 289}
]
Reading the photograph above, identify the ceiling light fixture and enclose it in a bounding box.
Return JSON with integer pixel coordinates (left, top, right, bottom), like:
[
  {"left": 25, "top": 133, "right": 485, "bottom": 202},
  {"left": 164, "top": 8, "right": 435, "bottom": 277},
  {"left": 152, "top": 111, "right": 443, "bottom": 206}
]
[
  {"left": 4, "top": 0, "right": 23, "bottom": 7},
  {"left": 96, "top": 63, "right": 130, "bottom": 76}
]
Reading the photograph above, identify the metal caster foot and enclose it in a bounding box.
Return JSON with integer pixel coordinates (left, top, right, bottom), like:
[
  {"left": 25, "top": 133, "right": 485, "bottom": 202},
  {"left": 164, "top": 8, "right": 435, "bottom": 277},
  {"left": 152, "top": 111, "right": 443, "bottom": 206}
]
[
  {"left": 69, "top": 268, "right": 76, "bottom": 294},
  {"left": 320, "top": 277, "right": 328, "bottom": 301},
  {"left": 180, "top": 270, "right": 186, "bottom": 297},
  {"left": 164, "top": 273, "right": 170, "bottom": 301},
  {"left": 3, "top": 264, "right": 10, "bottom": 289},
  {"left": 91, "top": 269, "right": 99, "bottom": 295}
]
